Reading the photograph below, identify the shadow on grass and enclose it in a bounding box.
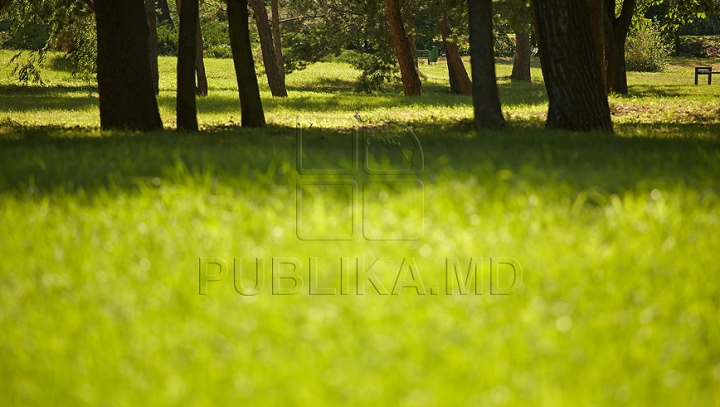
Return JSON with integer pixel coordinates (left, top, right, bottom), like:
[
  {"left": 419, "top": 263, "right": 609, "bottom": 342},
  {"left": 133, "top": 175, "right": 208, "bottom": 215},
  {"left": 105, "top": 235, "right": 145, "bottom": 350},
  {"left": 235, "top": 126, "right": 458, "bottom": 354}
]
[
  {"left": 1, "top": 121, "right": 719, "bottom": 200},
  {"left": 0, "top": 84, "right": 98, "bottom": 112}
]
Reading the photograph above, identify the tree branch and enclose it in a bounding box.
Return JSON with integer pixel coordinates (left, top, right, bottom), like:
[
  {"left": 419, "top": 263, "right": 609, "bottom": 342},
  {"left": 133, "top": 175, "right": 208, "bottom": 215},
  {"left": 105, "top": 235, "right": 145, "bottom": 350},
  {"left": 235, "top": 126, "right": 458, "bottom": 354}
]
[
  {"left": 279, "top": 14, "right": 324, "bottom": 24},
  {"left": 81, "top": 0, "right": 95, "bottom": 11}
]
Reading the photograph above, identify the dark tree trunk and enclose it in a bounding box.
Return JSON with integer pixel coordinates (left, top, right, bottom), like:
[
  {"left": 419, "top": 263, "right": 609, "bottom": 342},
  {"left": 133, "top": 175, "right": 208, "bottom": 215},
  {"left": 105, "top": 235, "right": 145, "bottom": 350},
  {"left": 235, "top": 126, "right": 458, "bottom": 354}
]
[
  {"left": 195, "top": 17, "right": 209, "bottom": 96},
  {"left": 177, "top": 0, "right": 209, "bottom": 96},
  {"left": 157, "top": 0, "right": 174, "bottom": 27},
  {"left": 250, "top": 0, "right": 288, "bottom": 97},
  {"left": 270, "top": 0, "right": 285, "bottom": 83},
  {"left": 674, "top": 29, "right": 681, "bottom": 56},
  {"left": 534, "top": 0, "right": 613, "bottom": 132},
  {"left": 95, "top": 0, "right": 163, "bottom": 131},
  {"left": 436, "top": 1, "right": 472, "bottom": 95},
  {"left": 604, "top": 0, "right": 635, "bottom": 94},
  {"left": 177, "top": 0, "right": 199, "bottom": 130},
  {"left": 586, "top": 0, "right": 606, "bottom": 88},
  {"left": 227, "top": 0, "right": 266, "bottom": 127},
  {"left": 146, "top": 0, "right": 160, "bottom": 94},
  {"left": 386, "top": 0, "right": 422, "bottom": 96},
  {"left": 510, "top": 28, "right": 531, "bottom": 81},
  {"left": 468, "top": 0, "right": 504, "bottom": 129}
]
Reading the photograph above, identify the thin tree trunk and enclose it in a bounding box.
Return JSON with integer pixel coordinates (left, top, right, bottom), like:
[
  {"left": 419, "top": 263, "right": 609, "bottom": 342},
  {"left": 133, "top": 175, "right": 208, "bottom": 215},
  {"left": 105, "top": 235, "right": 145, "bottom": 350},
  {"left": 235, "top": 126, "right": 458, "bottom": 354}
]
[
  {"left": 157, "top": 0, "right": 174, "bottom": 27},
  {"left": 386, "top": 0, "right": 421, "bottom": 96},
  {"left": 195, "top": 17, "right": 208, "bottom": 96},
  {"left": 468, "top": 0, "right": 504, "bottom": 128},
  {"left": 177, "top": 0, "right": 199, "bottom": 130},
  {"left": 436, "top": 0, "right": 472, "bottom": 95},
  {"left": 250, "top": 0, "right": 288, "bottom": 97},
  {"left": 177, "top": 0, "right": 209, "bottom": 96},
  {"left": 227, "top": 0, "right": 266, "bottom": 127},
  {"left": 510, "top": 28, "right": 531, "bottom": 81},
  {"left": 270, "top": 0, "right": 285, "bottom": 83},
  {"left": 145, "top": 0, "right": 160, "bottom": 95},
  {"left": 95, "top": 0, "right": 163, "bottom": 131},
  {"left": 534, "top": 0, "right": 613, "bottom": 132},
  {"left": 604, "top": 0, "right": 635, "bottom": 94}
]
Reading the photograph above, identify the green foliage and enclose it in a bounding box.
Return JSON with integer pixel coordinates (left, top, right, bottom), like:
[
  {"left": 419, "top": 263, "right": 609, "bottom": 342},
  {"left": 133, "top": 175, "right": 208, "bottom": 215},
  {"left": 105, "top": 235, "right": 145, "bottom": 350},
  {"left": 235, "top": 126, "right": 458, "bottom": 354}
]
[
  {"left": 352, "top": 52, "right": 399, "bottom": 93},
  {"left": 626, "top": 19, "right": 671, "bottom": 72}
]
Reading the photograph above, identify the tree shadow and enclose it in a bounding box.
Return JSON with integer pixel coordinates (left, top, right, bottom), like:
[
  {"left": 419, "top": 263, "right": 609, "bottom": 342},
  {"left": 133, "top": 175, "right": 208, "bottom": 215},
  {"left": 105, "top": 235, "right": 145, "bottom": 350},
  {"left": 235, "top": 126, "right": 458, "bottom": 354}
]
[{"left": 1, "top": 121, "right": 718, "bottom": 201}]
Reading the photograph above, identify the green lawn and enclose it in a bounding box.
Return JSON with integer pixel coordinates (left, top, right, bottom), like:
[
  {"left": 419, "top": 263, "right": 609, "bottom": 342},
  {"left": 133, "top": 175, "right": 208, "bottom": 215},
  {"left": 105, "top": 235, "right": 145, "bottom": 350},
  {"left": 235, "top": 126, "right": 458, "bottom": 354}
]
[{"left": 1, "top": 51, "right": 720, "bottom": 406}]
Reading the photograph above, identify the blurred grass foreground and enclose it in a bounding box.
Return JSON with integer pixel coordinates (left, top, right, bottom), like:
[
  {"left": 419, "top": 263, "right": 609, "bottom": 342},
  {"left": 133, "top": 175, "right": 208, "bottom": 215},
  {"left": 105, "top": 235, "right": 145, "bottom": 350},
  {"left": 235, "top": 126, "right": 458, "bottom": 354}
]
[{"left": 1, "top": 52, "right": 720, "bottom": 406}]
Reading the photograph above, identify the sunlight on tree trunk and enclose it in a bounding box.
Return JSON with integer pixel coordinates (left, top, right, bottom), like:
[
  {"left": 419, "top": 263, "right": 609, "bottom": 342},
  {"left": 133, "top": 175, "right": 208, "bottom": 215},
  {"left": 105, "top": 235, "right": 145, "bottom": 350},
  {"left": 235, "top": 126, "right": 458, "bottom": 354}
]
[
  {"left": 145, "top": 0, "right": 160, "bottom": 95},
  {"left": 271, "top": 0, "right": 285, "bottom": 83},
  {"left": 435, "top": 0, "right": 471, "bottom": 95},
  {"left": 386, "top": 0, "right": 421, "bottom": 96},
  {"left": 510, "top": 27, "right": 531, "bottom": 81},
  {"left": 251, "top": 0, "right": 288, "bottom": 97}
]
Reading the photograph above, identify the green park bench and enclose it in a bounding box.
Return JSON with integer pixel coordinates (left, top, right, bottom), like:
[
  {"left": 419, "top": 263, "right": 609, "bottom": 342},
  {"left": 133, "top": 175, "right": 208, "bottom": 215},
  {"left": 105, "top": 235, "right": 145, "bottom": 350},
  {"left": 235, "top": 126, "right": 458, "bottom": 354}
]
[
  {"left": 694, "top": 66, "right": 720, "bottom": 85},
  {"left": 416, "top": 46, "right": 440, "bottom": 64}
]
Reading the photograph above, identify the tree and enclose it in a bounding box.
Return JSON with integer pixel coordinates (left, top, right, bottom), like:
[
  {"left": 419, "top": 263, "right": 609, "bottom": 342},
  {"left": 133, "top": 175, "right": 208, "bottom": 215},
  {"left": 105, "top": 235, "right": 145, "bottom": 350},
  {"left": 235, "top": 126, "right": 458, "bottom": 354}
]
[
  {"left": 227, "top": 0, "right": 266, "bottom": 127},
  {"left": 95, "top": 0, "right": 163, "bottom": 130},
  {"left": 605, "top": 0, "right": 636, "bottom": 94},
  {"left": 468, "top": 0, "right": 504, "bottom": 128},
  {"left": 496, "top": 0, "right": 532, "bottom": 82},
  {"left": 270, "top": 0, "right": 285, "bottom": 83},
  {"left": 175, "top": 0, "right": 209, "bottom": 96},
  {"left": 177, "top": 0, "right": 199, "bottom": 130},
  {"left": 533, "top": 0, "right": 613, "bottom": 132},
  {"left": 386, "top": 0, "right": 422, "bottom": 95},
  {"left": 250, "top": 0, "right": 288, "bottom": 97},
  {"left": 157, "top": 0, "right": 174, "bottom": 27},
  {"left": 146, "top": 0, "right": 160, "bottom": 94},
  {"left": 435, "top": 0, "right": 472, "bottom": 95}
]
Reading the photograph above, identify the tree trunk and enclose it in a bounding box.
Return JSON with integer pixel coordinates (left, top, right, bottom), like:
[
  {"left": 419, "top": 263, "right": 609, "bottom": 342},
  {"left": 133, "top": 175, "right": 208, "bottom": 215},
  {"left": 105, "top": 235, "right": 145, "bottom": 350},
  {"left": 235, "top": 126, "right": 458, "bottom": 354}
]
[
  {"left": 510, "top": 27, "right": 531, "bottom": 81},
  {"left": 674, "top": 29, "right": 681, "bottom": 56},
  {"left": 157, "top": 0, "right": 174, "bottom": 27},
  {"left": 227, "top": 0, "right": 266, "bottom": 127},
  {"left": 435, "top": 1, "right": 472, "bottom": 95},
  {"left": 95, "top": 0, "right": 163, "bottom": 131},
  {"left": 145, "top": 0, "right": 160, "bottom": 95},
  {"left": 585, "top": 0, "right": 606, "bottom": 88},
  {"left": 195, "top": 17, "right": 209, "bottom": 96},
  {"left": 604, "top": 0, "right": 635, "bottom": 94},
  {"left": 270, "top": 0, "right": 285, "bottom": 83},
  {"left": 250, "top": 0, "right": 288, "bottom": 97},
  {"left": 402, "top": 0, "right": 419, "bottom": 68},
  {"left": 177, "top": 0, "right": 199, "bottom": 130},
  {"left": 177, "top": 0, "right": 209, "bottom": 96},
  {"left": 386, "top": 0, "right": 422, "bottom": 96},
  {"left": 534, "top": 0, "right": 613, "bottom": 132},
  {"left": 468, "top": 0, "right": 504, "bottom": 128}
]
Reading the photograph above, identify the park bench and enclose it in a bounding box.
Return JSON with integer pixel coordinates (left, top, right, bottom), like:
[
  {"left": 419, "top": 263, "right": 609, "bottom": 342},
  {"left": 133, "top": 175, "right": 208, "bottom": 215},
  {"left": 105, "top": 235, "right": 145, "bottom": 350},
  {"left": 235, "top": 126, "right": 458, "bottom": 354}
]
[
  {"left": 416, "top": 46, "right": 440, "bottom": 64},
  {"left": 694, "top": 66, "right": 720, "bottom": 85}
]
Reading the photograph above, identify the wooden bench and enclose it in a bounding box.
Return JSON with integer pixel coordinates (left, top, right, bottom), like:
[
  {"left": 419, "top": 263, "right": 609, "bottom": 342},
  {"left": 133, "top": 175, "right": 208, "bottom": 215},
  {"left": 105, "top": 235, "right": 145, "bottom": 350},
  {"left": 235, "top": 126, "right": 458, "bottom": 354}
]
[{"left": 694, "top": 66, "right": 720, "bottom": 85}]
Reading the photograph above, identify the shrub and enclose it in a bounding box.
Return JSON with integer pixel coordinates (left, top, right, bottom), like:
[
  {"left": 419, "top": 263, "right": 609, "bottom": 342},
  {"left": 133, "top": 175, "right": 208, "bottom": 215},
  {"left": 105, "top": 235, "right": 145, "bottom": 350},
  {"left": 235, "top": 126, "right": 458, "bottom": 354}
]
[{"left": 626, "top": 19, "right": 671, "bottom": 72}]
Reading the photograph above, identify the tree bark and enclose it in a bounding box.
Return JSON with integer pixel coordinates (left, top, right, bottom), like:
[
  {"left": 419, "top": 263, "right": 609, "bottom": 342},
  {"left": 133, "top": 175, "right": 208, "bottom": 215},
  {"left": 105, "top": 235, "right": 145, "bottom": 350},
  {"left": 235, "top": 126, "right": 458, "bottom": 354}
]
[
  {"left": 95, "top": 0, "right": 163, "bottom": 131},
  {"left": 402, "top": 0, "right": 419, "bottom": 68},
  {"left": 250, "top": 0, "right": 288, "bottom": 97},
  {"left": 195, "top": 17, "right": 209, "bottom": 96},
  {"left": 604, "top": 0, "right": 635, "bottom": 94},
  {"left": 177, "top": 0, "right": 199, "bottom": 130},
  {"left": 585, "top": 0, "right": 606, "bottom": 88},
  {"left": 534, "top": 0, "right": 613, "bottom": 132},
  {"left": 177, "top": 0, "right": 209, "bottom": 96},
  {"left": 510, "top": 27, "right": 531, "bottom": 81},
  {"left": 157, "top": 0, "right": 174, "bottom": 27},
  {"left": 435, "top": 1, "right": 472, "bottom": 95},
  {"left": 468, "top": 0, "right": 504, "bottom": 128},
  {"left": 227, "top": 0, "right": 266, "bottom": 127},
  {"left": 146, "top": 0, "right": 160, "bottom": 95},
  {"left": 386, "top": 0, "right": 422, "bottom": 96},
  {"left": 270, "top": 0, "right": 285, "bottom": 83}
]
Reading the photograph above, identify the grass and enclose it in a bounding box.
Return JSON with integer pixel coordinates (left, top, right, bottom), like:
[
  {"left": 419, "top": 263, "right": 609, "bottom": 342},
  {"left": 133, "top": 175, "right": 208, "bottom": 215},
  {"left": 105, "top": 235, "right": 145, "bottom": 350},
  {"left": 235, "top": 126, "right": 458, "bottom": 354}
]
[{"left": 1, "top": 50, "right": 720, "bottom": 406}]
